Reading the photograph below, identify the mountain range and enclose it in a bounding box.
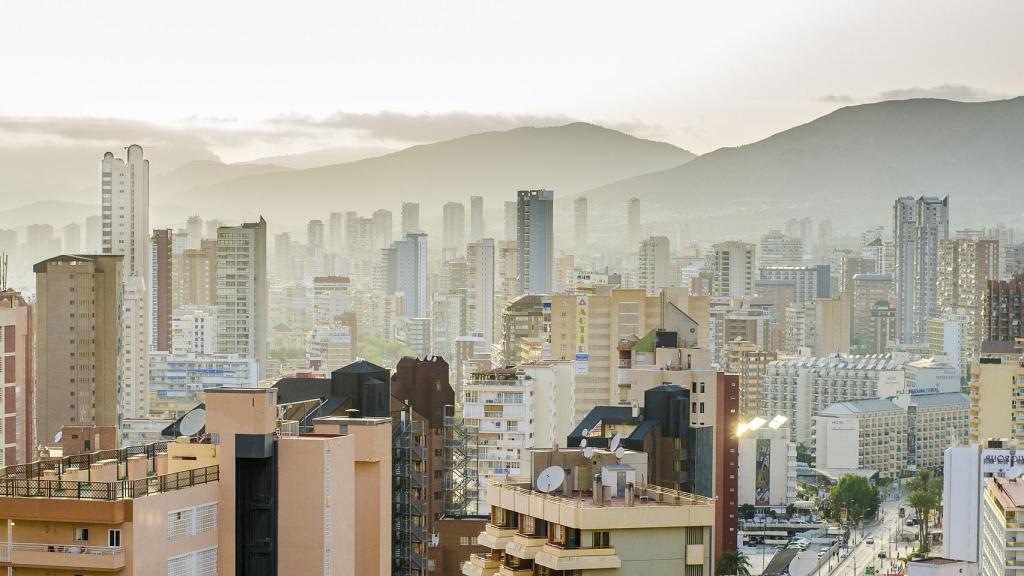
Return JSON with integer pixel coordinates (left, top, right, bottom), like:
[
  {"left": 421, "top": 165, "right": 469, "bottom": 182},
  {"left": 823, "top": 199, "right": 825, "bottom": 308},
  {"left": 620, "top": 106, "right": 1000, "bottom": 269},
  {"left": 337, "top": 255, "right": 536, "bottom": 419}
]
[{"left": 2, "top": 97, "right": 1023, "bottom": 236}]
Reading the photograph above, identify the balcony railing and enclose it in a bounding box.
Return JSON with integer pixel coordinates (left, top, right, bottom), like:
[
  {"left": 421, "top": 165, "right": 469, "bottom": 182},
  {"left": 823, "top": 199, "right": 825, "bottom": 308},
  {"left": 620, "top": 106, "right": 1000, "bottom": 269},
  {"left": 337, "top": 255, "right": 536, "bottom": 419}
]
[{"left": 0, "top": 465, "right": 219, "bottom": 501}]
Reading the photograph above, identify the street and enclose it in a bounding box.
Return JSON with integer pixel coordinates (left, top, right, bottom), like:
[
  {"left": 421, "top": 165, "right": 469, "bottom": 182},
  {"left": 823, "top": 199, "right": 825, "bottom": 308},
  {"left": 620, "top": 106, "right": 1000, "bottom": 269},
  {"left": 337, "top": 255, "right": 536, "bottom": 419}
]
[{"left": 826, "top": 492, "right": 917, "bottom": 576}]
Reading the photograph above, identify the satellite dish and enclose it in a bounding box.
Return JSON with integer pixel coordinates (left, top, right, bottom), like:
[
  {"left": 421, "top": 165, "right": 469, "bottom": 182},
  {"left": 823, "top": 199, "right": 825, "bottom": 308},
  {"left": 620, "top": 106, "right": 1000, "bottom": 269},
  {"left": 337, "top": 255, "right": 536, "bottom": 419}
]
[
  {"left": 54, "top": 430, "right": 63, "bottom": 444},
  {"left": 583, "top": 447, "right": 594, "bottom": 459},
  {"left": 581, "top": 428, "right": 589, "bottom": 437},
  {"left": 609, "top": 433, "right": 622, "bottom": 453},
  {"left": 179, "top": 408, "right": 207, "bottom": 436},
  {"left": 579, "top": 437, "right": 587, "bottom": 448},
  {"left": 1009, "top": 466, "right": 1024, "bottom": 479},
  {"left": 536, "top": 466, "right": 566, "bottom": 493},
  {"left": 615, "top": 446, "right": 625, "bottom": 460}
]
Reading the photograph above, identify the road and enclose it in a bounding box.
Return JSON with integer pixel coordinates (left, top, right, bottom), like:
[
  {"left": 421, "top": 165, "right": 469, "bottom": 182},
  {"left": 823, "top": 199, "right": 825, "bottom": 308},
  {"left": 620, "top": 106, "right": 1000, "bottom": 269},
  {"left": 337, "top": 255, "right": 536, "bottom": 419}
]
[{"left": 825, "top": 491, "right": 917, "bottom": 576}]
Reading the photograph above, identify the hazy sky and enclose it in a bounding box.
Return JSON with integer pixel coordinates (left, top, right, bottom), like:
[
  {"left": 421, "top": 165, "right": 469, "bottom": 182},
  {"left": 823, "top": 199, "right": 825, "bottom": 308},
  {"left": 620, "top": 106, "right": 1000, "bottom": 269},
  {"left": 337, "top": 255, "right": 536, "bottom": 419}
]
[{"left": 2, "top": 0, "right": 1022, "bottom": 161}]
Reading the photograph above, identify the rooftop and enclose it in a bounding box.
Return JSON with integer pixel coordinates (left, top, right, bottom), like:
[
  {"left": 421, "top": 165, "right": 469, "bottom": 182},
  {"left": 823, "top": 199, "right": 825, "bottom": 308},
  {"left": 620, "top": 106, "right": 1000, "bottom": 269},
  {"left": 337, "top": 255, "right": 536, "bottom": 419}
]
[
  {"left": 988, "top": 477, "right": 1024, "bottom": 510},
  {"left": 908, "top": 392, "right": 969, "bottom": 408},
  {"left": 819, "top": 398, "right": 902, "bottom": 416},
  {"left": 492, "top": 481, "right": 713, "bottom": 510}
]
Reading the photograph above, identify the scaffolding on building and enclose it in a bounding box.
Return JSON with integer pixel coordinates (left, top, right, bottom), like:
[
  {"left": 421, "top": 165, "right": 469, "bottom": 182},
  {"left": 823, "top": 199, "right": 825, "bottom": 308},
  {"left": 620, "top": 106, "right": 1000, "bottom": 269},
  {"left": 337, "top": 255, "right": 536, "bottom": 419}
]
[
  {"left": 443, "top": 404, "right": 479, "bottom": 516},
  {"left": 393, "top": 410, "right": 429, "bottom": 576}
]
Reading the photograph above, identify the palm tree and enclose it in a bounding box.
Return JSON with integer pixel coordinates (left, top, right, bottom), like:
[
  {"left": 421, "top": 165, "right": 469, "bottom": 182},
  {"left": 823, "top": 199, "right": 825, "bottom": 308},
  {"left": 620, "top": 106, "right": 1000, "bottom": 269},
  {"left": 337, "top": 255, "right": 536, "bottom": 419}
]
[
  {"left": 717, "top": 549, "right": 752, "bottom": 576},
  {"left": 905, "top": 469, "right": 942, "bottom": 552}
]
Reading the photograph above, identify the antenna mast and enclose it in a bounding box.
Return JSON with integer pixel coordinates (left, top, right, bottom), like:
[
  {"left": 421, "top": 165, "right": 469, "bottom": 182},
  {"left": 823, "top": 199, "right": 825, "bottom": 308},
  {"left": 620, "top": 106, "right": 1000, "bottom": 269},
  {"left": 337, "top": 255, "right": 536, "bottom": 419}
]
[{"left": 0, "top": 252, "right": 7, "bottom": 291}]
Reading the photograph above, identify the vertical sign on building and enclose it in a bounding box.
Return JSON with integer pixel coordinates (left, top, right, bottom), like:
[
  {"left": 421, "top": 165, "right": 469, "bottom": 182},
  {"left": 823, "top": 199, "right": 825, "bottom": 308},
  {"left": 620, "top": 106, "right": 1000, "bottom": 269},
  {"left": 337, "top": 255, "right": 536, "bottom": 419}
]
[
  {"left": 575, "top": 295, "right": 589, "bottom": 374},
  {"left": 755, "top": 438, "right": 771, "bottom": 506}
]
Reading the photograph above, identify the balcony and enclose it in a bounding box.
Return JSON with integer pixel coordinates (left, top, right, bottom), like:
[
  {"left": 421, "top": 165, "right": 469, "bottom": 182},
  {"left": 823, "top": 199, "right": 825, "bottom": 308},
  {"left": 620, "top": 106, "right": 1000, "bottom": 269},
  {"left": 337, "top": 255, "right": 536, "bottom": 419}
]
[
  {"left": 505, "top": 533, "right": 548, "bottom": 560},
  {"left": 0, "top": 542, "right": 125, "bottom": 571},
  {"left": 461, "top": 553, "right": 500, "bottom": 576},
  {"left": 534, "top": 543, "right": 621, "bottom": 571},
  {"left": 478, "top": 524, "right": 517, "bottom": 550}
]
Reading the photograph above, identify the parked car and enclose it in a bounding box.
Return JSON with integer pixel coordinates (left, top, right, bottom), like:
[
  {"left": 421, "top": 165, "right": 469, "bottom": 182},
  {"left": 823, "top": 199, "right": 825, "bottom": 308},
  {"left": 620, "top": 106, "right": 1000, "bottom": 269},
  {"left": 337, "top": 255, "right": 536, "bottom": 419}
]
[
  {"left": 878, "top": 551, "right": 887, "bottom": 559},
  {"left": 865, "top": 537, "right": 875, "bottom": 544}
]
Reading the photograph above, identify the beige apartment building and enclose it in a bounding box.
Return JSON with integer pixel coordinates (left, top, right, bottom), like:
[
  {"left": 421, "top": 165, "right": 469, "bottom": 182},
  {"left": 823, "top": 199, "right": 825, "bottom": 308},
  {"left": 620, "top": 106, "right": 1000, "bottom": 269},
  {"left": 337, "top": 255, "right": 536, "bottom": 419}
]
[
  {"left": 724, "top": 339, "right": 777, "bottom": 419},
  {"left": 462, "top": 447, "right": 716, "bottom": 576},
  {"left": 35, "top": 254, "right": 123, "bottom": 450},
  {"left": 0, "top": 386, "right": 391, "bottom": 575},
  {"left": 814, "top": 398, "right": 908, "bottom": 478},
  {"left": 547, "top": 288, "right": 699, "bottom": 424},
  {"left": 980, "top": 477, "right": 1024, "bottom": 576},
  {"left": 969, "top": 342, "right": 1024, "bottom": 445},
  {"left": 938, "top": 237, "right": 999, "bottom": 357}
]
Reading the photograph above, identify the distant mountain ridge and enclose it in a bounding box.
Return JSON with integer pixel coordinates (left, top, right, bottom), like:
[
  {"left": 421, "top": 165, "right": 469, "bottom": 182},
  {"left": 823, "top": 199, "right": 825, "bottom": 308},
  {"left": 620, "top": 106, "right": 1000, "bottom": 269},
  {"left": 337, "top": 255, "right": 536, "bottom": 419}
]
[
  {"left": 583, "top": 97, "right": 1024, "bottom": 235},
  {"left": 160, "top": 122, "right": 697, "bottom": 224}
]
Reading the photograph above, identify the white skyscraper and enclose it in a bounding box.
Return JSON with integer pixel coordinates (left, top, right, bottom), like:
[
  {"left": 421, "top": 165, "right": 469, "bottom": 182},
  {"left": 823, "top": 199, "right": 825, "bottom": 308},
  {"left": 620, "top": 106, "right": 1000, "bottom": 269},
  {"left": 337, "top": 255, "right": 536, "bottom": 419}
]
[
  {"left": 101, "top": 145, "right": 150, "bottom": 420},
  {"left": 186, "top": 215, "right": 203, "bottom": 250},
  {"left": 443, "top": 202, "right": 465, "bottom": 253},
  {"left": 574, "top": 196, "right": 588, "bottom": 251},
  {"left": 503, "top": 200, "right": 517, "bottom": 241},
  {"left": 328, "top": 212, "right": 343, "bottom": 254},
  {"left": 517, "top": 189, "right": 554, "bottom": 295},
  {"left": 712, "top": 241, "right": 755, "bottom": 298},
  {"left": 372, "top": 209, "right": 393, "bottom": 251},
  {"left": 216, "top": 218, "right": 268, "bottom": 377},
  {"left": 467, "top": 238, "right": 496, "bottom": 345},
  {"left": 401, "top": 202, "right": 420, "bottom": 235},
  {"left": 894, "top": 196, "right": 949, "bottom": 343},
  {"left": 639, "top": 235, "right": 671, "bottom": 295},
  {"left": 470, "top": 195, "right": 485, "bottom": 242},
  {"left": 388, "top": 232, "right": 428, "bottom": 317},
  {"left": 627, "top": 197, "right": 641, "bottom": 249},
  {"left": 62, "top": 222, "right": 81, "bottom": 254}
]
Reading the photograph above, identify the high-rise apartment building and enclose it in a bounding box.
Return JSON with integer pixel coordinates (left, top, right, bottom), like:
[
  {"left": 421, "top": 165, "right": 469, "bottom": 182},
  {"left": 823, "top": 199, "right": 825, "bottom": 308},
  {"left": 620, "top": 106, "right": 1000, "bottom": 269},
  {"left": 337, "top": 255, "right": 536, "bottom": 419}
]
[
  {"left": 627, "top": 197, "right": 641, "bottom": 248},
  {"left": 501, "top": 200, "right": 516, "bottom": 242},
  {"left": 983, "top": 274, "right": 1024, "bottom": 344},
  {"left": 150, "top": 229, "right": 173, "bottom": 352},
  {"left": 466, "top": 238, "right": 495, "bottom": 345},
  {"left": 969, "top": 345, "right": 1024, "bottom": 445},
  {"left": 711, "top": 241, "right": 755, "bottom": 298},
  {"left": 34, "top": 255, "right": 122, "bottom": 448},
  {"left": 760, "top": 229, "right": 804, "bottom": 268},
  {"left": 215, "top": 218, "right": 268, "bottom": 378},
  {"left": 760, "top": 265, "right": 830, "bottom": 303},
  {"left": 981, "top": 477, "right": 1024, "bottom": 576},
  {"left": 638, "top": 235, "right": 671, "bottom": 295},
  {"left": 470, "top": 195, "right": 484, "bottom": 241},
  {"left": 785, "top": 217, "right": 814, "bottom": 255},
  {"left": 516, "top": 189, "right": 554, "bottom": 295},
  {"left": 894, "top": 196, "right": 950, "bottom": 344},
  {"left": 385, "top": 233, "right": 428, "bottom": 318},
  {"left": 101, "top": 145, "right": 151, "bottom": 421},
  {"left": 851, "top": 273, "right": 894, "bottom": 353},
  {"left": 85, "top": 214, "right": 102, "bottom": 252},
  {"left": 814, "top": 398, "right": 908, "bottom": 478},
  {"left": 938, "top": 237, "right": 999, "bottom": 357},
  {"left": 724, "top": 339, "right": 776, "bottom": 419},
  {"left": 62, "top": 222, "right": 81, "bottom": 254},
  {"left": 372, "top": 209, "right": 393, "bottom": 251},
  {"left": 400, "top": 202, "right": 419, "bottom": 235},
  {"left": 186, "top": 214, "right": 204, "bottom": 249},
  {"left": 574, "top": 195, "right": 588, "bottom": 250},
  {"left": 327, "top": 211, "right": 343, "bottom": 255},
  {"left": 442, "top": 201, "right": 465, "bottom": 253},
  {"left": 0, "top": 289, "right": 32, "bottom": 465}
]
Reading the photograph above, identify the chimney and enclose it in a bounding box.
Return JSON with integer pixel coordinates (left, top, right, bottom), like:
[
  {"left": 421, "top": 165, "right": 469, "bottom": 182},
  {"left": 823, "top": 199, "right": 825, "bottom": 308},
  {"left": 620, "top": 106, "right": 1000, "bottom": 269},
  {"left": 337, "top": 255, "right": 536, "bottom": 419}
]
[{"left": 592, "top": 474, "right": 603, "bottom": 507}]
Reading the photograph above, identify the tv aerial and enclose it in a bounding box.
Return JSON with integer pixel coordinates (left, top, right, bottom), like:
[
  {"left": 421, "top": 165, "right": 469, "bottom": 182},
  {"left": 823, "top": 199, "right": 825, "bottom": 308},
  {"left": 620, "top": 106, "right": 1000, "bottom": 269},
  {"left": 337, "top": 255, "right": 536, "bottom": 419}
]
[
  {"left": 537, "top": 465, "right": 566, "bottom": 493},
  {"left": 179, "top": 408, "right": 207, "bottom": 436}
]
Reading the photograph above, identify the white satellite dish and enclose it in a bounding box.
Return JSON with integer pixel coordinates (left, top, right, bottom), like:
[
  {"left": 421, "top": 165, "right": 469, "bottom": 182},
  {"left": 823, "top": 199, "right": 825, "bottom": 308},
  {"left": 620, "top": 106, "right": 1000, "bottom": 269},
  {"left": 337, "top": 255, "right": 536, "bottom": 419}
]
[
  {"left": 615, "top": 446, "right": 625, "bottom": 460},
  {"left": 54, "top": 430, "right": 63, "bottom": 444},
  {"left": 179, "top": 408, "right": 207, "bottom": 436},
  {"left": 609, "top": 433, "right": 622, "bottom": 453},
  {"left": 583, "top": 446, "right": 594, "bottom": 459},
  {"left": 579, "top": 437, "right": 587, "bottom": 448},
  {"left": 1009, "top": 466, "right": 1024, "bottom": 479},
  {"left": 536, "top": 465, "right": 566, "bottom": 493},
  {"left": 581, "top": 428, "right": 589, "bottom": 437}
]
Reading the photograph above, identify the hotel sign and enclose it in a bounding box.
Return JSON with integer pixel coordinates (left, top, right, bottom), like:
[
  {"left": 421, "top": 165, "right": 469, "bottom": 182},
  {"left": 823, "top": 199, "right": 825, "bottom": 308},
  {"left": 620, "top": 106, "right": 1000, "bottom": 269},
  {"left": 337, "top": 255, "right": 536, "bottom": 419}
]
[{"left": 576, "top": 295, "right": 589, "bottom": 375}]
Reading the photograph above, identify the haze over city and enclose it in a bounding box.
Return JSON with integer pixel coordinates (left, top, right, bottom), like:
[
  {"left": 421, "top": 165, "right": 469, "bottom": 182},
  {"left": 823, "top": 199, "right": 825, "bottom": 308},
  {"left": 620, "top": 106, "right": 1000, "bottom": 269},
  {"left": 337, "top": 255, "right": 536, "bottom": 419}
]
[{"left": 0, "top": 3, "right": 1022, "bottom": 576}]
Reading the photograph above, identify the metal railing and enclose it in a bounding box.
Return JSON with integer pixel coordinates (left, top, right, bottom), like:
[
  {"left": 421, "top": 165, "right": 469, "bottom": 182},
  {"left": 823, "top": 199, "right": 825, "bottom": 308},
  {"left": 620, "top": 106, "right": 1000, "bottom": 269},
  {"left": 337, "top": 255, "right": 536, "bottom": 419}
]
[
  {"left": 0, "top": 465, "right": 218, "bottom": 501},
  {"left": 3, "top": 542, "right": 124, "bottom": 555},
  {"left": 0, "top": 443, "right": 168, "bottom": 481},
  {"left": 489, "top": 481, "right": 715, "bottom": 508}
]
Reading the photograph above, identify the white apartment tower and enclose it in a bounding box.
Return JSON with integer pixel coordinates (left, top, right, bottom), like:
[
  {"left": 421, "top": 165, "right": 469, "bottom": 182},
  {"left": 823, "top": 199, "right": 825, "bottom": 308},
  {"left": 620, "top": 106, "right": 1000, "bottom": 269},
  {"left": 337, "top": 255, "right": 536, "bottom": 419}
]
[
  {"left": 101, "top": 145, "right": 151, "bottom": 419},
  {"left": 442, "top": 202, "right": 465, "bottom": 253},
  {"left": 503, "top": 200, "right": 517, "bottom": 242},
  {"left": 215, "top": 218, "right": 268, "bottom": 378},
  {"left": 574, "top": 196, "right": 588, "bottom": 251},
  {"left": 470, "top": 195, "right": 484, "bottom": 242},
  {"left": 516, "top": 189, "right": 554, "bottom": 295},
  {"left": 894, "top": 196, "right": 949, "bottom": 344},
  {"left": 712, "top": 241, "right": 755, "bottom": 298},
  {"left": 639, "top": 235, "right": 671, "bottom": 295},
  {"left": 467, "top": 238, "right": 496, "bottom": 346},
  {"left": 401, "top": 202, "right": 419, "bottom": 235},
  {"left": 627, "top": 197, "right": 641, "bottom": 248}
]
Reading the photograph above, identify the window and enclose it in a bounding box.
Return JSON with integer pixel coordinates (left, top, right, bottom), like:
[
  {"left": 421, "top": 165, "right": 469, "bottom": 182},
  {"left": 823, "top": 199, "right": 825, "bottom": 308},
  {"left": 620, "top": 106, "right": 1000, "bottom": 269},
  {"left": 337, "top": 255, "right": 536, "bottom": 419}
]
[
  {"left": 196, "top": 547, "right": 218, "bottom": 576},
  {"left": 592, "top": 531, "right": 610, "bottom": 548},
  {"left": 74, "top": 528, "right": 89, "bottom": 541},
  {"left": 167, "top": 553, "right": 191, "bottom": 576},
  {"left": 108, "top": 529, "right": 121, "bottom": 547},
  {"left": 167, "top": 508, "right": 194, "bottom": 540},
  {"left": 196, "top": 503, "right": 217, "bottom": 534}
]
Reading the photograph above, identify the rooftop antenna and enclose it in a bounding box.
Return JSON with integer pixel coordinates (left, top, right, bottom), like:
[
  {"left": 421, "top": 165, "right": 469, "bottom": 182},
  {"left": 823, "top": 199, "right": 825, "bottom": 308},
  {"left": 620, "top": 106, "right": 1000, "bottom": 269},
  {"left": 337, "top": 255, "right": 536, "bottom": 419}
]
[
  {"left": 536, "top": 465, "right": 566, "bottom": 493},
  {"left": 0, "top": 253, "right": 7, "bottom": 291}
]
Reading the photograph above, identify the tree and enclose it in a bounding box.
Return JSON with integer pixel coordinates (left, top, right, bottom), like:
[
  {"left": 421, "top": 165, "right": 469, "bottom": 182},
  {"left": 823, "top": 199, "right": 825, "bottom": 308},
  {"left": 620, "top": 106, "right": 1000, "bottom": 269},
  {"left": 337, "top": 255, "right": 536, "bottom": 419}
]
[
  {"left": 829, "top": 474, "right": 881, "bottom": 525},
  {"left": 796, "top": 443, "right": 813, "bottom": 465},
  {"left": 716, "top": 549, "right": 752, "bottom": 576},
  {"left": 786, "top": 503, "right": 797, "bottom": 518},
  {"left": 739, "top": 503, "right": 756, "bottom": 520},
  {"left": 356, "top": 336, "right": 415, "bottom": 369},
  {"left": 906, "top": 469, "right": 942, "bottom": 552}
]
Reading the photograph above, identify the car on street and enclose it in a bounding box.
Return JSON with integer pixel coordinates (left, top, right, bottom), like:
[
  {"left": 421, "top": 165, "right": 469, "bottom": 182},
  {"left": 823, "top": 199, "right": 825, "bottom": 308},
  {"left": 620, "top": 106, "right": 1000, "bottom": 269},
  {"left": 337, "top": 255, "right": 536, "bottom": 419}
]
[{"left": 865, "top": 537, "right": 875, "bottom": 544}]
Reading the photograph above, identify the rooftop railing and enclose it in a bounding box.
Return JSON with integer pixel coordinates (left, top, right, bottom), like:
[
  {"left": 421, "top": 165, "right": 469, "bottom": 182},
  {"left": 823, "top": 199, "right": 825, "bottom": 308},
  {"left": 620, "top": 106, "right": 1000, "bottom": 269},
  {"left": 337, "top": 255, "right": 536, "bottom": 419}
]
[{"left": 0, "top": 465, "right": 219, "bottom": 501}]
